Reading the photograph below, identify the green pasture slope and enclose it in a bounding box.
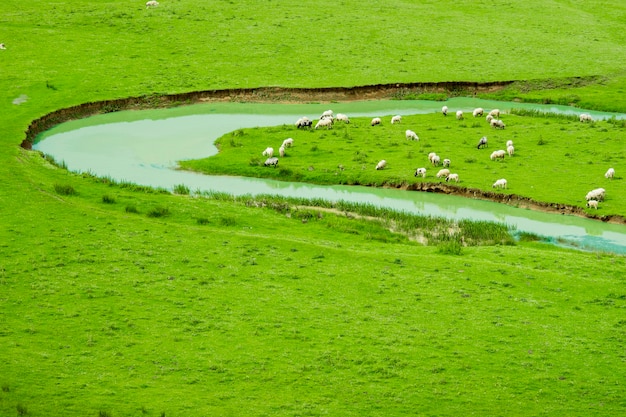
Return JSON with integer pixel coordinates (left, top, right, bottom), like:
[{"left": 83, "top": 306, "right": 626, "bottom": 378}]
[{"left": 1, "top": 1, "right": 626, "bottom": 416}]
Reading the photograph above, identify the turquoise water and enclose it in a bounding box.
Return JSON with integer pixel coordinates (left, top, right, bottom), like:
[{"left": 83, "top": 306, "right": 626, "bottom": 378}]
[{"left": 34, "top": 98, "right": 626, "bottom": 253}]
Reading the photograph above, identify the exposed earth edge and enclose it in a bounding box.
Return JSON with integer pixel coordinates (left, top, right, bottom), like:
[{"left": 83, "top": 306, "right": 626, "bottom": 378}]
[{"left": 20, "top": 81, "right": 626, "bottom": 226}]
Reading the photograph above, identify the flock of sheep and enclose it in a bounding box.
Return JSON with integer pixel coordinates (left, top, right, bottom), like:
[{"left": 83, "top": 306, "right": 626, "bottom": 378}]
[{"left": 259, "top": 106, "right": 615, "bottom": 211}]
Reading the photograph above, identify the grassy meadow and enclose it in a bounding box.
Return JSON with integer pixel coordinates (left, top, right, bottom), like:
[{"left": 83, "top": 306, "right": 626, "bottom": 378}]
[
  {"left": 2, "top": 1, "right": 626, "bottom": 416},
  {"left": 181, "top": 111, "right": 625, "bottom": 216}
]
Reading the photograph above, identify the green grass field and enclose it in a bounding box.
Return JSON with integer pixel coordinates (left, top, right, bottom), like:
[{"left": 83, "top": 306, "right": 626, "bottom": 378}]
[{"left": 2, "top": 1, "right": 626, "bottom": 416}]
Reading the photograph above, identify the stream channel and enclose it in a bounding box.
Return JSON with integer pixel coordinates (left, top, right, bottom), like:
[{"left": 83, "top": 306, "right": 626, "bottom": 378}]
[{"left": 34, "top": 97, "right": 626, "bottom": 254}]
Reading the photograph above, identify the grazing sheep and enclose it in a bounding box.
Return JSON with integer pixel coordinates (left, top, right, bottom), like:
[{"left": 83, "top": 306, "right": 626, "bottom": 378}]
[
  {"left": 295, "top": 117, "right": 312, "bottom": 129},
  {"left": 428, "top": 152, "right": 438, "bottom": 163},
  {"left": 486, "top": 114, "right": 493, "bottom": 124},
  {"left": 431, "top": 155, "right": 441, "bottom": 166},
  {"left": 488, "top": 109, "right": 500, "bottom": 118},
  {"left": 0, "top": 43, "right": 6, "bottom": 50},
  {"left": 262, "top": 147, "right": 274, "bottom": 157},
  {"left": 321, "top": 110, "right": 334, "bottom": 118},
  {"left": 507, "top": 145, "right": 515, "bottom": 157},
  {"left": 375, "top": 160, "right": 387, "bottom": 170},
  {"left": 506, "top": 140, "right": 513, "bottom": 148},
  {"left": 414, "top": 167, "right": 427, "bottom": 178},
  {"left": 580, "top": 113, "right": 593, "bottom": 123},
  {"left": 146, "top": 0, "right": 159, "bottom": 7},
  {"left": 442, "top": 105, "right": 448, "bottom": 116},
  {"left": 443, "top": 158, "right": 450, "bottom": 167},
  {"left": 436, "top": 169, "right": 451, "bottom": 179},
  {"left": 446, "top": 173, "right": 459, "bottom": 183},
  {"left": 473, "top": 108, "right": 484, "bottom": 117},
  {"left": 336, "top": 113, "right": 350, "bottom": 123},
  {"left": 279, "top": 146, "right": 286, "bottom": 157},
  {"left": 490, "top": 150, "right": 506, "bottom": 160},
  {"left": 585, "top": 188, "right": 605, "bottom": 201},
  {"left": 493, "top": 178, "right": 507, "bottom": 189},
  {"left": 405, "top": 129, "right": 419, "bottom": 141},
  {"left": 605, "top": 167, "right": 615, "bottom": 179},
  {"left": 391, "top": 115, "right": 402, "bottom": 124},
  {"left": 315, "top": 118, "right": 333, "bottom": 129},
  {"left": 282, "top": 138, "right": 294, "bottom": 148},
  {"left": 490, "top": 119, "right": 505, "bottom": 129},
  {"left": 264, "top": 157, "right": 279, "bottom": 167},
  {"left": 456, "top": 110, "right": 464, "bottom": 120},
  {"left": 586, "top": 200, "right": 599, "bottom": 209},
  {"left": 477, "top": 136, "right": 488, "bottom": 149},
  {"left": 371, "top": 117, "right": 382, "bottom": 126}
]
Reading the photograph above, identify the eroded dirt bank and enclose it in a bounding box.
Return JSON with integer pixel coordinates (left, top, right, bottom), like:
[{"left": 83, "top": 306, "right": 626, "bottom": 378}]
[{"left": 22, "top": 81, "right": 626, "bottom": 225}]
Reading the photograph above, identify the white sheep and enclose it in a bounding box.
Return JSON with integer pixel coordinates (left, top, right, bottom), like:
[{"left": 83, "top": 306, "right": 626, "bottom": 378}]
[
  {"left": 490, "top": 150, "right": 506, "bottom": 160},
  {"left": 507, "top": 145, "right": 515, "bottom": 157},
  {"left": 405, "top": 129, "right": 419, "bottom": 141},
  {"left": 262, "top": 147, "right": 274, "bottom": 157},
  {"left": 506, "top": 140, "right": 514, "bottom": 148},
  {"left": 488, "top": 109, "right": 500, "bottom": 118},
  {"left": 0, "top": 43, "right": 6, "bottom": 50},
  {"left": 414, "top": 167, "right": 427, "bottom": 178},
  {"left": 442, "top": 105, "right": 448, "bottom": 116},
  {"left": 490, "top": 119, "right": 505, "bottom": 129},
  {"left": 146, "top": 0, "right": 159, "bottom": 7},
  {"left": 282, "top": 138, "right": 294, "bottom": 148},
  {"left": 375, "top": 160, "right": 387, "bottom": 170},
  {"left": 477, "top": 136, "right": 488, "bottom": 149},
  {"left": 321, "top": 110, "right": 334, "bottom": 118},
  {"left": 486, "top": 114, "right": 493, "bottom": 124},
  {"left": 279, "top": 146, "right": 286, "bottom": 157},
  {"left": 443, "top": 158, "right": 450, "bottom": 167},
  {"left": 456, "top": 110, "right": 464, "bottom": 120},
  {"left": 436, "top": 169, "right": 451, "bottom": 179},
  {"left": 264, "top": 157, "right": 279, "bottom": 167},
  {"left": 431, "top": 155, "right": 441, "bottom": 166},
  {"left": 585, "top": 188, "right": 605, "bottom": 201},
  {"left": 493, "top": 178, "right": 507, "bottom": 189},
  {"left": 605, "top": 167, "right": 615, "bottom": 179},
  {"left": 371, "top": 117, "right": 382, "bottom": 126},
  {"left": 315, "top": 118, "right": 333, "bottom": 129},
  {"left": 586, "top": 200, "right": 599, "bottom": 209},
  {"left": 446, "top": 173, "right": 459, "bottom": 183},
  {"left": 336, "top": 113, "right": 350, "bottom": 123},
  {"left": 391, "top": 115, "right": 402, "bottom": 124},
  {"left": 579, "top": 113, "right": 593, "bottom": 123},
  {"left": 473, "top": 108, "right": 484, "bottom": 117},
  {"left": 428, "top": 152, "right": 438, "bottom": 164}
]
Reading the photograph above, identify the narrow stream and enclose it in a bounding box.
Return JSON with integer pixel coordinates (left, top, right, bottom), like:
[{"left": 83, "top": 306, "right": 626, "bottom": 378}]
[{"left": 34, "top": 98, "right": 626, "bottom": 253}]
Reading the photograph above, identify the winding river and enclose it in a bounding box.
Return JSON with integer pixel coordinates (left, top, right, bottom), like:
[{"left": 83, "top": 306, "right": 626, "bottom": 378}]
[{"left": 34, "top": 98, "right": 626, "bottom": 254}]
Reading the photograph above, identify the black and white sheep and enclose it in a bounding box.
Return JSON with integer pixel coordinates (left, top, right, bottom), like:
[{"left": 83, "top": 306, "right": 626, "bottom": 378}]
[
  {"left": 446, "top": 173, "right": 459, "bottom": 183},
  {"left": 295, "top": 117, "right": 312, "bottom": 129},
  {"left": 442, "top": 106, "right": 448, "bottom": 116},
  {"left": 371, "top": 117, "right": 382, "bottom": 126},
  {"left": 443, "top": 158, "right": 451, "bottom": 167},
  {"left": 477, "top": 136, "right": 488, "bottom": 149},
  {"left": 264, "top": 157, "right": 279, "bottom": 167},
  {"left": 414, "top": 167, "right": 427, "bottom": 178}
]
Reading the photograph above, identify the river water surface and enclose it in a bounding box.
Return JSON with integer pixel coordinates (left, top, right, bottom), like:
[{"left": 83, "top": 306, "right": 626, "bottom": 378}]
[{"left": 34, "top": 98, "right": 626, "bottom": 253}]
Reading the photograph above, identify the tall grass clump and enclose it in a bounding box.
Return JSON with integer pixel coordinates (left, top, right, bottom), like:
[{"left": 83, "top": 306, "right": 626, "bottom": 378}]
[
  {"left": 173, "top": 184, "right": 190, "bottom": 195},
  {"left": 101, "top": 194, "right": 116, "bottom": 204},
  {"left": 146, "top": 206, "right": 170, "bottom": 218},
  {"left": 54, "top": 184, "right": 77, "bottom": 196}
]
